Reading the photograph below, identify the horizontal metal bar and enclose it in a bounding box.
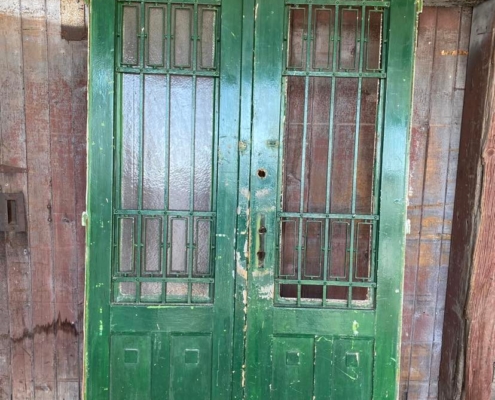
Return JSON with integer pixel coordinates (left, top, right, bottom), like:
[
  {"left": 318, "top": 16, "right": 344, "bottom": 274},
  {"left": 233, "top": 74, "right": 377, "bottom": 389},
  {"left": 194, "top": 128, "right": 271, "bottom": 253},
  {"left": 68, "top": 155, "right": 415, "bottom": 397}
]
[
  {"left": 116, "top": 67, "right": 219, "bottom": 77},
  {"left": 285, "top": 0, "right": 389, "bottom": 7},
  {"left": 283, "top": 70, "right": 385, "bottom": 78},
  {"left": 276, "top": 279, "right": 376, "bottom": 288},
  {"left": 278, "top": 211, "right": 378, "bottom": 220},
  {"left": 117, "top": 0, "right": 220, "bottom": 5},
  {"left": 113, "top": 276, "right": 215, "bottom": 283},
  {"left": 114, "top": 209, "right": 216, "bottom": 218}
]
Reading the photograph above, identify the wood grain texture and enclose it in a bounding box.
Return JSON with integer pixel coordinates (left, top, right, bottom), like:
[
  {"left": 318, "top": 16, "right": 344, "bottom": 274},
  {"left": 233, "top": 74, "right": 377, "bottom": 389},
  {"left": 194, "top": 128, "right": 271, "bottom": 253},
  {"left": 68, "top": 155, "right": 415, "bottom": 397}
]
[
  {"left": 439, "top": 2, "right": 495, "bottom": 399},
  {"left": 402, "top": 7, "right": 472, "bottom": 400}
]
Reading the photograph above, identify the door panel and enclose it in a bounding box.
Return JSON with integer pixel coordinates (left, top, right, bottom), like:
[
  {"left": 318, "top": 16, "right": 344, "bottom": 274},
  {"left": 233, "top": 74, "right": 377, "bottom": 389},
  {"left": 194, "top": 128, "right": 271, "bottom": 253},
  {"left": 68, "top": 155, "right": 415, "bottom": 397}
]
[{"left": 86, "top": 0, "right": 416, "bottom": 397}]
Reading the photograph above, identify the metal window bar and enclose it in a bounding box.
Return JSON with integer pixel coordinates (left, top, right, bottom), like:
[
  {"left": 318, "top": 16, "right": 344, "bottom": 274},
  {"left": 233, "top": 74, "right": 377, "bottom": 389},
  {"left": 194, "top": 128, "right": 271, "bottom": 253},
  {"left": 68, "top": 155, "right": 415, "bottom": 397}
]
[
  {"left": 113, "top": 2, "right": 219, "bottom": 304},
  {"left": 278, "top": 4, "right": 385, "bottom": 309}
]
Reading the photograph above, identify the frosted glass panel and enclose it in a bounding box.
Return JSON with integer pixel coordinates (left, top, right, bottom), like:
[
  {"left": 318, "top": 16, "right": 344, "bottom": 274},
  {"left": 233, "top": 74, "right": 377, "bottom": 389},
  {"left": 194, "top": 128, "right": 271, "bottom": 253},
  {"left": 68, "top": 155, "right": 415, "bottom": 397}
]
[
  {"left": 122, "top": 6, "right": 139, "bottom": 65},
  {"left": 147, "top": 6, "right": 166, "bottom": 67}
]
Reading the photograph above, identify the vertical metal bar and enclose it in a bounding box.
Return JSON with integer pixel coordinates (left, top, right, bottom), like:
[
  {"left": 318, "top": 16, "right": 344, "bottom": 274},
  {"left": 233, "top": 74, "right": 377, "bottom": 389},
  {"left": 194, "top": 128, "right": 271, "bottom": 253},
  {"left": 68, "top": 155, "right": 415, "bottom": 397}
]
[
  {"left": 187, "top": 5, "right": 199, "bottom": 303},
  {"left": 134, "top": 2, "right": 146, "bottom": 302},
  {"left": 348, "top": 6, "right": 366, "bottom": 306},
  {"left": 322, "top": 5, "right": 339, "bottom": 307}
]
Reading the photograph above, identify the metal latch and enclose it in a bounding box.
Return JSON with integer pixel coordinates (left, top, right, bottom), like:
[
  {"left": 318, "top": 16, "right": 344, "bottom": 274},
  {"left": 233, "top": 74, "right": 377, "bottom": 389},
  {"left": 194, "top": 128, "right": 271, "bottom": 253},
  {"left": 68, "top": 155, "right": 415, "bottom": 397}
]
[{"left": 0, "top": 192, "right": 27, "bottom": 232}]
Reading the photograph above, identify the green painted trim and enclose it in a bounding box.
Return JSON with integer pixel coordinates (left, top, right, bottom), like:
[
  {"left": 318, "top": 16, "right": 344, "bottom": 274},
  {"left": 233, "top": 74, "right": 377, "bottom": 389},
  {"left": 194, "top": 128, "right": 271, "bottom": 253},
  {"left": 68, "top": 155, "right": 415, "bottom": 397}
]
[
  {"left": 373, "top": 0, "right": 416, "bottom": 398},
  {"left": 84, "top": 0, "right": 116, "bottom": 398}
]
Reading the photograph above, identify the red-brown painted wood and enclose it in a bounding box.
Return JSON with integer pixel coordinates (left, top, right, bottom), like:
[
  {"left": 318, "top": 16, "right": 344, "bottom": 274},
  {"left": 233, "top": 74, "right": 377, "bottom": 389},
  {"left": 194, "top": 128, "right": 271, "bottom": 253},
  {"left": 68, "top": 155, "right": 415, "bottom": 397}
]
[{"left": 439, "top": 2, "right": 495, "bottom": 399}]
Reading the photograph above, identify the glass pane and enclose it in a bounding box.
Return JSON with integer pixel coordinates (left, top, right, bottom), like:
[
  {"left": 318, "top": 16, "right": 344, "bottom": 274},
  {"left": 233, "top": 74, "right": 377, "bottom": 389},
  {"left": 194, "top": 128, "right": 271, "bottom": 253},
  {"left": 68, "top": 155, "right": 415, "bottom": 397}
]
[
  {"left": 330, "top": 78, "right": 358, "bottom": 214},
  {"left": 119, "top": 218, "right": 135, "bottom": 273},
  {"left": 194, "top": 218, "right": 212, "bottom": 276},
  {"left": 192, "top": 283, "right": 210, "bottom": 302},
  {"left": 280, "top": 219, "right": 298, "bottom": 278},
  {"left": 121, "top": 74, "right": 140, "bottom": 209},
  {"left": 143, "top": 75, "right": 167, "bottom": 209},
  {"left": 115, "top": 282, "right": 136, "bottom": 302},
  {"left": 168, "top": 217, "right": 188, "bottom": 275},
  {"left": 303, "top": 220, "right": 323, "bottom": 278},
  {"left": 283, "top": 76, "right": 305, "bottom": 212},
  {"left": 355, "top": 222, "right": 373, "bottom": 280},
  {"left": 301, "top": 285, "right": 323, "bottom": 300},
  {"left": 147, "top": 6, "right": 166, "bottom": 67},
  {"left": 199, "top": 8, "right": 217, "bottom": 69},
  {"left": 173, "top": 7, "right": 192, "bottom": 68},
  {"left": 356, "top": 78, "right": 379, "bottom": 214},
  {"left": 143, "top": 218, "right": 162, "bottom": 274},
  {"left": 194, "top": 78, "right": 214, "bottom": 211},
  {"left": 366, "top": 10, "right": 383, "bottom": 71},
  {"left": 312, "top": 8, "right": 333, "bottom": 70},
  {"left": 306, "top": 77, "right": 331, "bottom": 213},
  {"left": 141, "top": 282, "right": 162, "bottom": 302},
  {"left": 327, "top": 286, "right": 348, "bottom": 302},
  {"left": 166, "top": 282, "right": 188, "bottom": 301},
  {"left": 122, "top": 5, "right": 139, "bottom": 65},
  {"left": 287, "top": 7, "right": 307, "bottom": 69},
  {"left": 339, "top": 9, "right": 360, "bottom": 71},
  {"left": 169, "top": 76, "right": 193, "bottom": 210},
  {"left": 329, "top": 221, "right": 349, "bottom": 279},
  {"left": 280, "top": 284, "right": 298, "bottom": 299}
]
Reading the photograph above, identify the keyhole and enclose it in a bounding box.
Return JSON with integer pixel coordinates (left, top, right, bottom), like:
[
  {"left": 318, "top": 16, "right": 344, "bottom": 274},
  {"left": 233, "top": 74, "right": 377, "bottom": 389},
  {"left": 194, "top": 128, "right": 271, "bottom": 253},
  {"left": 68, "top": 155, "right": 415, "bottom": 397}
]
[{"left": 257, "top": 169, "right": 267, "bottom": 178}]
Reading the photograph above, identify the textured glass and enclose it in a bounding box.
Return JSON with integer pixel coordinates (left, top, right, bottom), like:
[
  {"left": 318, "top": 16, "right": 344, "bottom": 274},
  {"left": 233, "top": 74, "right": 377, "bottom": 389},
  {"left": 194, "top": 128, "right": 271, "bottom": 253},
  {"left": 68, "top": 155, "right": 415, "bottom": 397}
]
[
  {"left": 312, "top": 9, "right": 333, "bottom": 70},
  {"left": 143, "top": 218, "right": 162, "bottom": 274},
  {"left": 147, "top": 6, "right": 165, "bottom": 67},
  {"left": 115, "top": 282, "right": 136, "bottom": 302},
  {"left": 192, "top": 283, "right": 210, "bottom": 301},
  {"left": 141, "top": 282, "right": 162, "bottom": 302},
  {"left": 199, "top": 8, "right": 217, "bottom": 69},
  {"left": 330, "top": 78, "right": 358, "bottom": 214},
  {"left": 168, "top": 218, "right": 188, "bottom": 275},
  {"left": 173, "top": 7, "right": 192, "bottom": 68},
  {"left": 194, "top": 78, "right": 214, "bottom": 211},
  {"left": 283, "top": 76, "right": 304, "bottom": 212},
  {"left": 194, "top": 218, "right": 211, "bottom": 276},
  {"left": 339, "top": 9, "right": 360, "bottom": 70},
  {"left": 166, "top": 282, "right": 188, "bottom": 300},
  {"left": 280, "top": 219, "right": 297, "bottom": 278},
  {"left": 304, "top": 220, "right": 323, "bottom": 278},
  {"left": 122, "top": 6, "right": 139, "bottom": 65},
  {"left": 121, "top": 74, "right": 140, "bottom": 209},
  {"left": 356, "top": 79, "right": 379, "bottom": 213},
  {"left": 283, "top": 77, "right": 331, "bottom": 213},
  {"left": 119, "top": 218, "right": 135, "bottom": 273},
  {"left": 287, "top": 8, "right": 307, "bottom": 69},
  {"left": 366, "top": 11, "right": 383, "bottom": 71},
  {"left": 329, "top": 221, "right": 349, "bottom": 279},
  {"left": 355, "top": 222, "right": 372, "bottom": 279},
  {"left": 169, "top": 76, "right": 193, "bottom": 210},
  {"left": 143, "top": 75, "right": 167, "bottom": 209}
]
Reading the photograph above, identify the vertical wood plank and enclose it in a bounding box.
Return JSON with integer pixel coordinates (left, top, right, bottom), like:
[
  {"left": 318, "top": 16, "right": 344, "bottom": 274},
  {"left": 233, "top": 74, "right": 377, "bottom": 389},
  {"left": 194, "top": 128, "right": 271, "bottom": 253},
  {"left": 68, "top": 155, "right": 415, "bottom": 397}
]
[
  {"left": 20, "top": 0, "right": 57, "bottom": 397},
  {"left": 0, "top": 0, "right": 34, "bottom": 398},
  {"left": 45, "top": 0, "right": 81, "bottom": 397}
]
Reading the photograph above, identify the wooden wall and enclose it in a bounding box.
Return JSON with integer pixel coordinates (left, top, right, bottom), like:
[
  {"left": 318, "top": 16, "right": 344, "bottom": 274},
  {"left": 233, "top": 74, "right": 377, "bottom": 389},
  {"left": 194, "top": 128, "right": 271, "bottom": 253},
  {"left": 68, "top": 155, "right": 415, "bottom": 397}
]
[
  {"left": 0, "top": 3, "right": 471, "bottom": 399},
  {"left": 0, "top": 0, "right": 87, "bottom": 398},
  {"left": 400, "top": 7, "right": 472, "bottom": 400}
]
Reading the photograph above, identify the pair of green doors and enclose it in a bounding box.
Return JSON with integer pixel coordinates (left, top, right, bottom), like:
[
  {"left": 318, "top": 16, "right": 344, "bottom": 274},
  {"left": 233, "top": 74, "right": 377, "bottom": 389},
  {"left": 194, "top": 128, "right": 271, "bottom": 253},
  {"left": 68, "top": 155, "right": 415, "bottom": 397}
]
[{"left": 85, "top": 0, "right": 416, "bottom": 398}]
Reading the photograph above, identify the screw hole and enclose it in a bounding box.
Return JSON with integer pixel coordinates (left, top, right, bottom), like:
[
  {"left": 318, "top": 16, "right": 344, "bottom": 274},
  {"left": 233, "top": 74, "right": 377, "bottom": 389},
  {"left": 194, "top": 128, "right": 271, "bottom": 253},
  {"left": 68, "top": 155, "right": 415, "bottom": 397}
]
[{"left": 257, "top": 169, "right": 267, "bottom": 178}]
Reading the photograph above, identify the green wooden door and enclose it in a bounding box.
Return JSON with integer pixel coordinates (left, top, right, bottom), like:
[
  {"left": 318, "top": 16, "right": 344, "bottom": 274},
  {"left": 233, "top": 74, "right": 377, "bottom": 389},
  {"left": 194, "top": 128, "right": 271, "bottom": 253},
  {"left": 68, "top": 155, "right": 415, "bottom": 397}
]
[{"left": 85, "top": 0, "right": 416, "bottom": 398}]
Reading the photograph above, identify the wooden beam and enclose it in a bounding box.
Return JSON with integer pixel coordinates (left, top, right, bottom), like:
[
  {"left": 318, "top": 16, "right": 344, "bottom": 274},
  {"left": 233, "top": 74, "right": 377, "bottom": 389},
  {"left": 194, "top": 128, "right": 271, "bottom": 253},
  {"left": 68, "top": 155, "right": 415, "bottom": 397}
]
[{"left": 439, "top": 1, "right": 495, "bottom": 399}]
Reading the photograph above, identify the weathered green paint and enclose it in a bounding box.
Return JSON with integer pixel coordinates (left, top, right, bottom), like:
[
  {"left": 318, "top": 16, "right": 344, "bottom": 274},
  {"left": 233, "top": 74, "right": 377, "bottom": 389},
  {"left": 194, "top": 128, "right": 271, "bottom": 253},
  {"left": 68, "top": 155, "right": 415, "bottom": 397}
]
[{"left": 85, "top": 0, "right": 416, "bottom": 398}]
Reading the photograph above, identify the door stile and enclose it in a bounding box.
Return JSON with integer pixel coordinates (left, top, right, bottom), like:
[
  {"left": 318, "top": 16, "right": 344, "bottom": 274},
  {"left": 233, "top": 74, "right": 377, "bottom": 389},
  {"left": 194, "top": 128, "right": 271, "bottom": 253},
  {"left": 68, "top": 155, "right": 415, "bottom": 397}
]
[
  {"left": 232, "top": 0, "right": 256, "bottom": 397},
  {"left": 85, "top": 0, "right": 116, "bottom": 398},
  {"left": 213, "top": 0, "right": 243, "bottom": 397},
  {"left": 373, "top": 0, "right": 416, "bottom": 397},
  {"left": 245, "top": 0, "right": 285, "bottom": 398}
]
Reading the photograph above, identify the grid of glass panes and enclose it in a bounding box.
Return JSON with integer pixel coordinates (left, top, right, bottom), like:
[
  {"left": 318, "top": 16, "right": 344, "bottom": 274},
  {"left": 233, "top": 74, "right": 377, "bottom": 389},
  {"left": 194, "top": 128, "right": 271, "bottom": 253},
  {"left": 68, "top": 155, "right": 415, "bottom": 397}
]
[
  {"left": 277, "top": 3, "right": 388, "bottom": 308},
  {"left": 113, "top": 1, "right": 220, "bottom": 304}
]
